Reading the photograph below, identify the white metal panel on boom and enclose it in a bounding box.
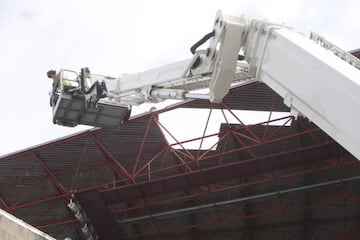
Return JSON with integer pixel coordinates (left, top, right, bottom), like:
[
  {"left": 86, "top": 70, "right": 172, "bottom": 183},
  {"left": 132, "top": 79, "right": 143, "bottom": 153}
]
[
  {"left": 49, "top": 10, "right": 360, "bottom": 160},
  {"left": 243, "top": 21, "right": 360, "bottom": 160}
]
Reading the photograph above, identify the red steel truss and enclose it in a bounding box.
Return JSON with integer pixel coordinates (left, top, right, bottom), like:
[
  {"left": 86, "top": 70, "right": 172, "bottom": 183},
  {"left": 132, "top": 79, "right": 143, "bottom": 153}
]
[{"left": 0, "top": 83, "right": 359, "bottom": 239}]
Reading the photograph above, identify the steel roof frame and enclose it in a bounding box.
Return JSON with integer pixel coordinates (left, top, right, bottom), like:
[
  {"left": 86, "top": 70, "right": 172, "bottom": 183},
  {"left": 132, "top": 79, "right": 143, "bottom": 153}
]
[{"left": 0, "top": 83, "right": 359, "bottom": 239}]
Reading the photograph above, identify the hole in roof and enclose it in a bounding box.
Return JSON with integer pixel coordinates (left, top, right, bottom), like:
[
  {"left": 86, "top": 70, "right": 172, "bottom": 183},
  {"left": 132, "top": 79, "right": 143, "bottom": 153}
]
[{"left": 158, "top": 108, "right": 292, "bottom": 150}]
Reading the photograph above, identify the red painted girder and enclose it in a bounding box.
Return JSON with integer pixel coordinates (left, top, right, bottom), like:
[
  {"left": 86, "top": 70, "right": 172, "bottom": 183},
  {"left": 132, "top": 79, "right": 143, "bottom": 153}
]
[{"left": 99, "top": 141, "right": 344, "bottom": 204}]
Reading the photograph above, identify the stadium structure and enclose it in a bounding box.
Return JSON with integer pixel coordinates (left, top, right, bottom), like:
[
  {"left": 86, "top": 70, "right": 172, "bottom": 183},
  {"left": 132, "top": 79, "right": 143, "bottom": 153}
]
[
  {"left": 0, "top": 11, "right": 360, "bottom": 240},
  {"left": 1, "top": 71, "right": 360, "bottom": 239}
]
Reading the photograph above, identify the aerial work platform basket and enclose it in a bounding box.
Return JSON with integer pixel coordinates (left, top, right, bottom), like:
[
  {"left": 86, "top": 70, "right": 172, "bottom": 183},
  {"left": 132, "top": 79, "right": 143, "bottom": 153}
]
[{"left": 51, "top": 69, "right": 131, "bottom": 128}]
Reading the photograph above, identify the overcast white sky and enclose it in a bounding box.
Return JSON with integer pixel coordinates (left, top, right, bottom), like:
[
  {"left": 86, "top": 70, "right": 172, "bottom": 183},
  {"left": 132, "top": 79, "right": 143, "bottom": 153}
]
[{"left": 0, "top": 0, "right": 359, "bottom": 156}]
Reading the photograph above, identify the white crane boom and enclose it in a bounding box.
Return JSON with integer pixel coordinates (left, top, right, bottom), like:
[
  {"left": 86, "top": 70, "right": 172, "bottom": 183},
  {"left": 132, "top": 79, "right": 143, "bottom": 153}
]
[{"left": 49, "top": 10, "right": 360, "bottom": 160}]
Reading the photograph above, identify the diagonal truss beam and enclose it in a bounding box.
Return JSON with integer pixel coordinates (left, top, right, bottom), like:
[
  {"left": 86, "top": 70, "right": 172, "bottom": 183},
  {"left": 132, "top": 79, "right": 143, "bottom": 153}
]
[
  {"left": 89, "top": 134, "right": 131, "bottom": 179},
  {"left": 32, "top": 152, "right": 68, "bottom": 194}
]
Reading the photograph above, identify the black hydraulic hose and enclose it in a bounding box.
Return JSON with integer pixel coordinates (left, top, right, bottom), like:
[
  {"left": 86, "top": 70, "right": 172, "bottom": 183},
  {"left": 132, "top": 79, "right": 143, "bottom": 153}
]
[
  {"left": 190, "top": 30, "right": 215, "bottom": 54},
  {"left": 80, "top": 68, "right": 86, "bottom": 92},
  {"left": 190, "top": 30, "right": 245, "bottom": 61}
]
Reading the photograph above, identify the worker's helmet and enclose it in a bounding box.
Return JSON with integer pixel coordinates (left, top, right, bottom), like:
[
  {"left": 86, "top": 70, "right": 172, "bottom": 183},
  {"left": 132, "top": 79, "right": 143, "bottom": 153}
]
[{"left": 47, "top": 70, "right": 56, "bottom": 78}]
